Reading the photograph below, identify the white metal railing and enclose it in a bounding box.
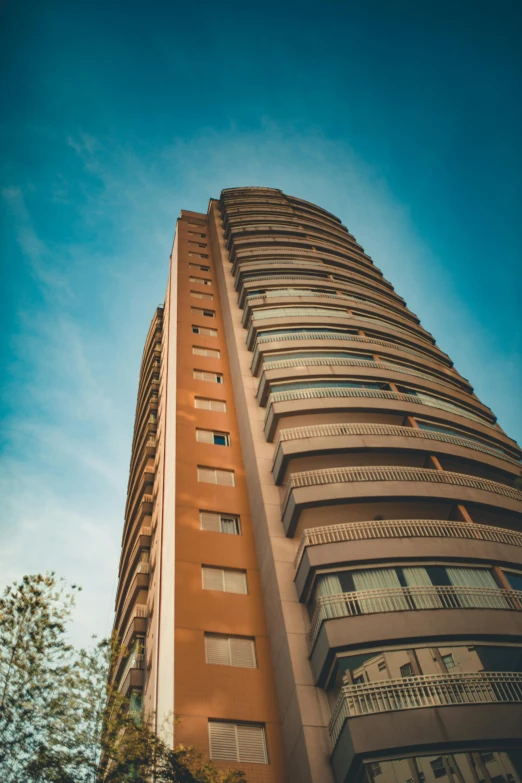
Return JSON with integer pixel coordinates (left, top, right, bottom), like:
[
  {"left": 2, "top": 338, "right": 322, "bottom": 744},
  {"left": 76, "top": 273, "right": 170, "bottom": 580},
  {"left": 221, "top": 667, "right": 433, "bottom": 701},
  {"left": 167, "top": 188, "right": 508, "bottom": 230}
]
[
  {"left": 294, "top": 519, "right": 522, "bottom": 570},
  {"left": 250, "top": 307, "right": 427, "bottom": 343},
  {"left": 268, "top": 387, "right": 492, "bottom": 428},
  {"left": 262, "top": 356, "right": 462, "bottom": 391},
  {"left": 236, "top": 259, "right": 394, "bottom": 294},
  {"left": 283, "top": 465, "right": 522, "bottom": 511},
  {"left": 242, "top": 273, "right": 404, "bottom": 306},
  {"left": 255, "top": 331, "right": 446, "bottom": 365},
  {"left": 329, "top": 672, "right": 522, "bottom": 746},
  {"left": 118, "top": 649, "right": 145, "bottom": 688},
  {"left": 276, "top": 423, "right": 518, "bottom": 471},
  {"left": 309, "top": 586, "right": 522, "bottom": 649}
]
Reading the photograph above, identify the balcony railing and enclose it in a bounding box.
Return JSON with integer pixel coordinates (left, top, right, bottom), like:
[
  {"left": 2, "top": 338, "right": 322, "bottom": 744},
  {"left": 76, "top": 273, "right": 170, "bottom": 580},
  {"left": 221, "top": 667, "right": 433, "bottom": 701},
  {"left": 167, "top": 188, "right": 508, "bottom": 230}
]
[
  {"left": 247, "top": 289, "right": 411, "bottom": 321},
  {"left": 309, "top": 586, "right": 522, "bottom": 648},
  {"left": 255, "top": 330, "right": 447, "bottom": 365},
  {"left": 268, "top": 387, "right": 493, "bottom": 428},
  {"left": 295, "top": 519, "right": 522, "bottom": 570},
  {"left": 118, "top": 652, "right": 145, "bottom": 690},
  {"left": 276, "top": 423, "right": 518, "bottom": 474},
  {"left": 329, "top": 672, "right": 522, "bottom": 746},
  {"left": 283, "top": 465, "right": 522, "bottom": 512},
  {"left": 263, "top": 356, "right": 463, "bottom": 392}
]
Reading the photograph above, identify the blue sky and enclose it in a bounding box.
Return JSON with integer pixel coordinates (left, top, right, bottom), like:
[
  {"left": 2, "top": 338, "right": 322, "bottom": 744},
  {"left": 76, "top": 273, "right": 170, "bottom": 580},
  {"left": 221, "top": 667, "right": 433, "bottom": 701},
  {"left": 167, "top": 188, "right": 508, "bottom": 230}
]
[{"left": 1, "top": 0, "right": 521, "bottom": 644}]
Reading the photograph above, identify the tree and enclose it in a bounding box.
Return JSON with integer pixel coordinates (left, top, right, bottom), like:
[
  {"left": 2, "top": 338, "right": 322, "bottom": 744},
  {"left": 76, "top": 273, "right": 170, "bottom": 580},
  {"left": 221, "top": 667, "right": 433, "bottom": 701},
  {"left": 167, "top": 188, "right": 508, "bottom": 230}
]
[{"left": 0, "top": 575, "right": 246, "bottom": 783}]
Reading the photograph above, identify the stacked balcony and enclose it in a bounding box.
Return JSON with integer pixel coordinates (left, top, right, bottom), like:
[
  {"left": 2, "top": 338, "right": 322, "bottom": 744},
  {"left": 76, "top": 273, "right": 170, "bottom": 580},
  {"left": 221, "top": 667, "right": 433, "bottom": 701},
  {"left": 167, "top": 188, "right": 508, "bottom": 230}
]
[
  {"left": 112, "top": 307, "right": 163, "bottom": 703},
  {"left": 219, "top": 188, "right": 522, "bottom": 782}
]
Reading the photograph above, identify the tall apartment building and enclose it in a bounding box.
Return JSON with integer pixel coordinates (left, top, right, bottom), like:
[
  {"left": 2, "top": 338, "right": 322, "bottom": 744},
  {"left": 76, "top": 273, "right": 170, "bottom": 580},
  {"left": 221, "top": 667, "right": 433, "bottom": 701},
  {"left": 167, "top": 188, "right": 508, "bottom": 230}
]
[{"left": 113, "top": 187, "right": 522, "bottom": 783}]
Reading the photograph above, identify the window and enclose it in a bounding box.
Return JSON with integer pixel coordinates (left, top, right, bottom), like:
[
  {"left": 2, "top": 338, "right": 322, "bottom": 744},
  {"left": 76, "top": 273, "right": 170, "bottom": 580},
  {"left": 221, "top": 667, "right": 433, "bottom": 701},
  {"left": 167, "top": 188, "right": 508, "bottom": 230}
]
[
  {"left": 189, "top": 276, "right": 212, "bottom": 286},
  {"left": 189, "top": 240, "right": 207, "bottom": 248},
  {"left": 430, "top": 758, "right": 448, "bottom": 779},
  {"left": 353, "top": 674, "right": 365, "bottom": 684},
  {"left": 369, "top": 763, "right": 382, "bottom": 777},
  {"left": 193, "top": 346, "right": 220, "bottom": 358},
  {"left": 205, "top": 634, "right": 256, "bottom": 668},
  {"left": 274, "top": 379, "right": 388, "bottom": 393},
  {"left": 190, "top": 290, "right": 213, "bottom": 300},
  {"left": 197, "top": 466, "right": 235, "bottom": 486},
  {"left": 192, "top": 325, "right": 217, "bottom": 337},
  {"left": 196, "top": 429, "right": 230, "bottom": 446},
  {"left": 200, "top": 511, "right": 241, "bottom": 534},
  {"left": 192, "top": 306, "right": 215, "bottom": 318},
  {"left": 189, "top": 252, "right": 209, "bottom": 259},
  {"left": 188, "top": 231, "right": 207, "bottom": 238},
  {"left": 208, "top": 721, "right": 267, "bottom": 764},
  {"left": 202, "top": 566, "right": 246, "bottom": 593},
  {"left": 442, "top": 653, "right": 456, "bottom": 669},
  {"left": 194, "top": 397, "right": 226, "bottom": 412},
  {"left": 400, "top": 662, "right": 414, "bottom": 678},
  {"left": 194, "top": 370, "right": 223, "bottom": 384},
  {"left": 189, "top": 262, "right": 210, "bottom": 272},
  {"left": 377, "top": 660, "right": 387, "bottom": 671}
]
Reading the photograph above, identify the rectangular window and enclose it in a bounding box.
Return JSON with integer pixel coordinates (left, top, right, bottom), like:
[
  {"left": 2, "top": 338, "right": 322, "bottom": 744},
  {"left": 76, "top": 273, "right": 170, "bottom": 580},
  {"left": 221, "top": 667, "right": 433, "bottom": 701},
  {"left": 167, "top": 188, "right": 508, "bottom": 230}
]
[
  {"left": 189, "top": 276, "right": 212, "bottom": 286},
  {"left": 189, "top": 240, "right": 207, "bottom": 248},
  {"left": 189, "top": 262, "right": 210, "bottom": 272},
  {"left": 189, "top": 252, "right": 209, "bottom": 259},
  {"left": 192, "top": 325, "right": 218, "bottom": 337},
  {"left": 196, "top": 429, "right": 230, "bottom": 446},
  {"left": 194, "top": 370, "right": 223, "bottom": 384},
  {"left": 400, "top": 663, "right": 414, "bottom": 678},
  {"left": 190, "top": 290, "right": 214, "bottom": 301},
  {"left": 192, "top": 306, "right": 215, "bottom": 318},
  {"left": 194, "top": 397, "right": 226, "bottom": 412},
  {"left": 188, "top": 231, "right": 207, "bottom": 238},
  {"left": 202, "top": 566, "right": 246, "bottom": 593},
  {"left": 442, "top": 653, "right": 456, "bottom": 668},
  {"left": 208, "top": 721, "right": 267, "bottom": 764},
  {"left": 200, "top": 511, "right": 241, "bottom": 534},
  {"left": 205, "top": 634, "right": 256, "bottom": 668},
  {"left": 193, "top": 346, "right": 220, "bottom": 358},
  {"left": 197, "top": 466, "right": 235, "bottom": 486}
]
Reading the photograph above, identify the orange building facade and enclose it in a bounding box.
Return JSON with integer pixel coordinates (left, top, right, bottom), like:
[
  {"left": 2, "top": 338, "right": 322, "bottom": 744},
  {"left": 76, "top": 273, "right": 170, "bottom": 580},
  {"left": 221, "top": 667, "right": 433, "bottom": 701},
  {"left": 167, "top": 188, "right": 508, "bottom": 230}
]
[{"left": 114, "top": 188, "right": 522, "bottom": 783}]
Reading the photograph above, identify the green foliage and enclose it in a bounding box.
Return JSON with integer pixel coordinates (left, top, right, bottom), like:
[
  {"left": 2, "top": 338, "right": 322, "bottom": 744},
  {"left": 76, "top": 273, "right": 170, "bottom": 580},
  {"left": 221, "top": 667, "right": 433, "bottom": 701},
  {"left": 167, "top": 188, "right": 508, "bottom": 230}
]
[{"left": 0, "top": 574, "right": 246, "bottom": 783}]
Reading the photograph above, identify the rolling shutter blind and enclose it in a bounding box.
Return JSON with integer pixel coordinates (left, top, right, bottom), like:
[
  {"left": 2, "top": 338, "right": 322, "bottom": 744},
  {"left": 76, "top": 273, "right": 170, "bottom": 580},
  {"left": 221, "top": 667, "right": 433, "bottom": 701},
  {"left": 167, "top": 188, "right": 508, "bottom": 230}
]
[
  {"left": 223, "top": 569, "right": 247, "bottom": 594},
  {"left": 209, "top": 721, "right": 267, "bottom": 764},
  {"left": 200, "top": 512, "right": 222, "bottom": 532},
  {"left": 202, "top": 567, "right": 247, "bottom": 594},
  {"left": 205, "top": 635, "right": 231, "bottom": 666},
  {"left": 196, "top": 429, "right": 215, "bottom": 444},
  {"left": 202, "top": 567, "right": 225, "bottom": 591},
  {"left": 216, "top": 469, "right": 235, "bottom": 486},
  {"left": 229, "top": 637, "right": 256, "bottom": 668}
]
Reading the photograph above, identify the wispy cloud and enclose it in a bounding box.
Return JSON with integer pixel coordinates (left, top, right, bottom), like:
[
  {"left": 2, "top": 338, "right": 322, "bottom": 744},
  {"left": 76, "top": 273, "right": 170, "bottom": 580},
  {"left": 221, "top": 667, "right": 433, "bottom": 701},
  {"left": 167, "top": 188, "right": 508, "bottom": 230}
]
[{"left": 2, "top": 122, "right": 520, "bottom": 645}]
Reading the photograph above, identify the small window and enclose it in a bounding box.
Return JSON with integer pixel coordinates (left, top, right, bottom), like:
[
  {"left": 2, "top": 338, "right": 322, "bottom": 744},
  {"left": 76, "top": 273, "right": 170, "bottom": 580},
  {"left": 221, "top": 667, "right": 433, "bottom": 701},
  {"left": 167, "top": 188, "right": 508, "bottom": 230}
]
[
  {"left": 353, "top": 674, "right": 365, "bottom": 684},
  {"left": 442, "top": 653, "right": 455, "bottom": 669},
  {"left": 189, "top": 276, "right": 212, "bottom": 286},
  {"left": 189, "top": 262, "right": 210, "bottom": 272},
  {"left": 377, "top": 660, "right": 386, "bottom": 671},
  {"left": 189, "top": 252, "right": 209, "bottom": 259},
  {"left": 202, "top": 566, "right": 246, "bottom": 593},
  {"left": 200, "top": 511, "right": 240, "bottom": 534},
  {"left": 205, "top": 634, "right": 256, "bottom": 668},
  {"left": 192, "top": 306, "right": 215, "bottom": 318},
  {"left": 190, "top": 290, "right": 214, "bottom": 301},
  {"left": 194, "top": 370, "right": 223, "bottom": 384},
  {"left": 208, "top": 721, "right": 267, "bottom": 764},
  {"left": 197, "top": 466, "right": 235, "bottom": 486},
  {"left": 369, "top": 763, "right": 382, "bottom": 777},
  {"left": 430, "top": 758, "right": 447, "bottom": 779},
  {"left": 192, "top": 325, "right": 218, "bottom": 337},
  {"left": 189, "top": 240, "right": 207, "bottom": 248},
  {"left": 196, "top": 429, "right": 230, "bottom": 446},
  {"left": 193, "top": 346, "right": 220, "bottom": 358},
  {"left": 188, "top": 231, "right": 207, "bottom": 238},
  {"left": 194, "top": 397, "right": 226, "bottom": 412},
  {"left": 400, "top": 663, "right": 414, "bottom": 678}
]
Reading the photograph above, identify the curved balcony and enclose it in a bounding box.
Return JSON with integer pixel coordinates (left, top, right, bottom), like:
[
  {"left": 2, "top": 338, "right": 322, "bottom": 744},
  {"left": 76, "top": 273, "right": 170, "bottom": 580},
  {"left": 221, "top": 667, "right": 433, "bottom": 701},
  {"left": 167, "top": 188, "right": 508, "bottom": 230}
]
[
  {"left": 252, "top": 331, "right": 454, "bottom": 375},
  {"left": 257, "top": 360, "right": 476, "bottom": 409},
  {"left": 264, "top": 387, "right": 503, "bottom": 441},
  {"left": 227, "top": 216, "right": 357, "bottom": 248},
  {"left": 273, "top": 422, "right": 520, "bottom": 483},
  {"left": 231, "top": 233, "right": 375, "bottom": 272},
  {"left": 310, "top": 586, "right": 522, "bottom": 650},
  {"left": 243, "top": 293, "right": 422, "bottom": 333},
  {"left": 282, "top": 465, "right": 522, "bottom": 534}
]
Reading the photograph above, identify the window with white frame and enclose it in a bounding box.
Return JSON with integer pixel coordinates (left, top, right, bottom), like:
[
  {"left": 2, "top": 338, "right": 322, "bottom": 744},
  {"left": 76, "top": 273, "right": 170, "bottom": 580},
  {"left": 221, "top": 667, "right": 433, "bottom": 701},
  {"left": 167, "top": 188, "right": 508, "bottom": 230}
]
[
  {"left": 194, "top": 370, "right": 223, "bottom": 384},
  {"left": 190, "top": 290, "right": 214, "bottom": 301},
  {"left": 208, "top": 721, "right": 267, "bottom": 764},
  {"left": 200, "top": 511, "right": 240, "bottom": 534},
  {"left": 201, "top": 566, "right": 246, "bottom": 593},
  {"left": 189, "top": 262, "right": 210, "bottom": 272},
  {"left": 194, "top": 397, "right": 226, "bottom": 412},
  {"left": 192, "top": 325, "right": 217, "bottom": 337},
  {"left": 190, "top": 276, "right": 212, "bottom": 286},
  {"left": 193, "top": 346, "right": 220, "bottom": 358},
  {"left": 196, "top": 429, "right": 230, "bottom": 446},
  {"left": 197, "top": 466, "right": 234, "bottom": 486},
  {"left": 192, "top": 306, "right": 215, "bottom": 318},
  {"left": 205, "top": 634, "right": 256, "bottom": 668}
]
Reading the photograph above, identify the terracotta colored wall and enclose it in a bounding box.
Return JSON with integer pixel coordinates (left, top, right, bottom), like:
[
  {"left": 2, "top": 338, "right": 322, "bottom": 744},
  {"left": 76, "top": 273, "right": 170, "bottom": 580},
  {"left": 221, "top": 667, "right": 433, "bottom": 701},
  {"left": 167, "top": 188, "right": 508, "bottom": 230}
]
[{"left": 172, "top": 210, "right": 288, "bottom": 782}]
